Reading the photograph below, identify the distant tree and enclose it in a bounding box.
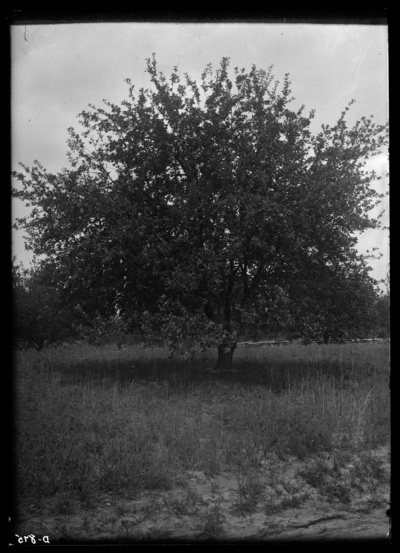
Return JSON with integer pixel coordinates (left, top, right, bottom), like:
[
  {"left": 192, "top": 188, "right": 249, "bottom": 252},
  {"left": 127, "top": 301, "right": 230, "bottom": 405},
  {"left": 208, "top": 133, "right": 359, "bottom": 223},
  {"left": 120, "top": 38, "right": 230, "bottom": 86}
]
[
  {"left": 296, "top": 261, "right": 388, "bottom": 342},
  {"left": 12, "top": 259, "right": 78, "bottom": 351},
  {"left": 72, "top": 307, "right": 128, "bottom": 347},
  {"left": 12, "top": 259, "right": 129, "bottom": 350},
  {"left": 12, "top": 56, "right": 388, "bottom": 368},
  {"left": 374, "top": 274, "right": 390, "bottom": 338}
]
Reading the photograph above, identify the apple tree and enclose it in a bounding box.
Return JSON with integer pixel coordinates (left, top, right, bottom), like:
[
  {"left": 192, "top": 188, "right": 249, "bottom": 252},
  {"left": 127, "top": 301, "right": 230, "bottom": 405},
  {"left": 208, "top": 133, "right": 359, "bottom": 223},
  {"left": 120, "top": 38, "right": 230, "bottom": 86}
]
[{"left": 12, "top": 56, "right": 388, "bottom": 367}]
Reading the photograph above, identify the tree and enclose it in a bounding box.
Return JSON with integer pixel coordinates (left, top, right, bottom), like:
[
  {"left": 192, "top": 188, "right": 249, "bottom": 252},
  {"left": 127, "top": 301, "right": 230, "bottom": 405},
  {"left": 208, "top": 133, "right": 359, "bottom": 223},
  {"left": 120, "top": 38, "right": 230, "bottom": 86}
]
[
  {"left": 286, "top": 258, "right": 387, "bottom": 343},
  {"left": 12, "top": 259, "right": 78, "bottom": 351},
  {"left": 373, "top": 273, "right": 390, "bottom": 339},
  {"left": 12, "top": 258, "right": 130, "bottom": 350},
  {"left": 12, "top": 56, "right": 388, "bottom": 368}
]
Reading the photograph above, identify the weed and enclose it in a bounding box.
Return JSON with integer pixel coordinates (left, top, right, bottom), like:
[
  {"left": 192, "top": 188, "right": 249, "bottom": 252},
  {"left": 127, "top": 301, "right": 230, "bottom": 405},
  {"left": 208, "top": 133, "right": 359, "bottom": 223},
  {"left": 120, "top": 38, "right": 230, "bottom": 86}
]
[
  {"left": 81, "top": 513, "right": 91, "bottom": 531},
  {"left": 163, "top": 496, "right": 196, "bottom": 516},
  {"left": 76, "top": 482, "right": 97, "bottom": 508},
  {"left": 204, "top": 499, "right": 226, "bottom": 537},
  {"left": 322, "top": 481, "right": 352, "bottom": 504},
  {"left": 366, "top": 491, "right": 386, "bottom": 510},
  {"left": 55, "top": 495, "right": 75, "bottom": 516},
  {"left": 184, "top": 487, "right": 203, "bottom": 506},
  {"left": 211, "top": 481, "right": 219, "bottom": 495},
  {"left": 280, "top": 481, "right": 300, "bottom": 494},
  {"left": 298, "top": 460, "right": 331, "bottom": 489},
  {"left": 120, "top": 519, "right": 136, "bottom": 539},
  {"left": 264, "top": 492, "right": 310, "bottom": 515},
  {"left": 231, "top": 476, "right": 264, "bottom": 516},
  {"left": 58, "top": 516, "right": 70, "bottom": 538},
  {"left": 349, "top": 453, "right": 389, "bottom": 494},
  {"left": 264, "top": 500, "right": 282, "bottom": 516},
  {"left": 141, "top": 497, "right": 163, "bottom": 517},
  {"left": 115, "top": 503, "right": 131, "bottom": 517}
]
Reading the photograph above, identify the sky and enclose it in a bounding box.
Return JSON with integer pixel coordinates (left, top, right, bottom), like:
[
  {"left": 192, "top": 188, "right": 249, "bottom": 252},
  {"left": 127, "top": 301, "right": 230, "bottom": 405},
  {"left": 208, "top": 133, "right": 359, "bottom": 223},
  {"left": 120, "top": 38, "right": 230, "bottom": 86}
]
[{"left": 11, "top": 22, "right": 389, "bottom": 285}]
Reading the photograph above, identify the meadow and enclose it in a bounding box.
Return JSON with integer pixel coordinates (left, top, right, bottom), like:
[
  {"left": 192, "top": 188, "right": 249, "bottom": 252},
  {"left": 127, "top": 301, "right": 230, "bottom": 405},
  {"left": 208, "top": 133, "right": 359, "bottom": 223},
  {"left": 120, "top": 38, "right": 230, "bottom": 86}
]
[{"left": 13, "top": 341, "right": 390, "bottom": 542}]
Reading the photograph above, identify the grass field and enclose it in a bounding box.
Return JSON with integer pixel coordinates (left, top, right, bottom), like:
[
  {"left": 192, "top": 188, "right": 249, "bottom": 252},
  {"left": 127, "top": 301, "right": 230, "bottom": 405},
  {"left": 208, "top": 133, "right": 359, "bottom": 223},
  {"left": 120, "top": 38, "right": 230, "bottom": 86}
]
[{"left": 13, "top": 342, "right": 390, "bottom": 542}]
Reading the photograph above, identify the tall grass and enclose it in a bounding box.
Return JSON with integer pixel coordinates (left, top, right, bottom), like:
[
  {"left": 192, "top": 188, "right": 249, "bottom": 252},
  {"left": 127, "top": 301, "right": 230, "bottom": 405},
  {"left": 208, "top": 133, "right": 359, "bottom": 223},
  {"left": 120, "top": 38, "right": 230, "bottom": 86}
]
[{"left": 14, "top": 342, "right": 390, "bottom": 507}]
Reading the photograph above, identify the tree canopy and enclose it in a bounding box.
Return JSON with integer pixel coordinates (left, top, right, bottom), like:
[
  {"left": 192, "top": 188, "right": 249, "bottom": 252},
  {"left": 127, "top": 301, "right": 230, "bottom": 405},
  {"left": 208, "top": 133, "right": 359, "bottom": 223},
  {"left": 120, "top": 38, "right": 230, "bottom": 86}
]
[
  {"left": 12, "top": 56, "right": 389, "bottom": 364},
  {"left": 12, "top": 259, "right": 78, "bottom": 350}
]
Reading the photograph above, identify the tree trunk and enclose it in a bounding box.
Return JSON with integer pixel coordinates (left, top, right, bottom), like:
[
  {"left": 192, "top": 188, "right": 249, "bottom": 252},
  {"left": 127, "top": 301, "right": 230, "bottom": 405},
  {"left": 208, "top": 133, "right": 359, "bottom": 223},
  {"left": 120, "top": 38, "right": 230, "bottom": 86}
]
[
  {"left": 213, "top": 264, "right": 237, "bottom": 371},
  {"left": 215, "top": 340, "right": 237, "bottom": 371}
]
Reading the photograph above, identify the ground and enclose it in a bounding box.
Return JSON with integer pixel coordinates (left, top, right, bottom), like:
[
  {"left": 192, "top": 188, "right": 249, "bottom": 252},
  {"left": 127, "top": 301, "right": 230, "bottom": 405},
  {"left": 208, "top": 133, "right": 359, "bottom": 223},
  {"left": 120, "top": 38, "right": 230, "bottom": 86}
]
[
  {"left": 12, "top": 444, "right": 390, "bottom": 544},
  {"left": 12, "top": 342, "right": 391, "bottom": 544}
]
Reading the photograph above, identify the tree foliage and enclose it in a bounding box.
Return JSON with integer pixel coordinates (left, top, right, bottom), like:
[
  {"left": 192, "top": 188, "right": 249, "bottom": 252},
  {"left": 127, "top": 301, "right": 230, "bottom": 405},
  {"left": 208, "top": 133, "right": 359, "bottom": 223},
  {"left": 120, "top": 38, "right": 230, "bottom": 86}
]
[
  {"left": 12, "top": 259, "right": 130, "bottom": 351},
  {"left": 12, "top": 56, "right": 388, "bottom": 364},
  {"left": 12, "top": 259, "right": 78, "bottom": 350},
  {"left": 373, "top": 274, "right": 390, "bottom": 338}
]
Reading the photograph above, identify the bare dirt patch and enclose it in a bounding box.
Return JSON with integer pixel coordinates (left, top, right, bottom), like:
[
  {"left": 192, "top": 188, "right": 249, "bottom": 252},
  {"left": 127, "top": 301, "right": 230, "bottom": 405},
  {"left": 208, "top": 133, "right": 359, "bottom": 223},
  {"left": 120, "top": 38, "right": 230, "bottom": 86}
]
[{"left": 13, "top": 444, "right": 390, "bottom": 544}]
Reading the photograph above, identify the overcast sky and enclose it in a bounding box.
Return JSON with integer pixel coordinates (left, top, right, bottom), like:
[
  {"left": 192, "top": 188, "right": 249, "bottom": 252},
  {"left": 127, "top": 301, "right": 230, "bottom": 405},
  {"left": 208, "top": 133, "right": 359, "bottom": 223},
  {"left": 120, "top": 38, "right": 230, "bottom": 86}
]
[{"left": 11, "top": 22, "right": 389, "bottom": 285}]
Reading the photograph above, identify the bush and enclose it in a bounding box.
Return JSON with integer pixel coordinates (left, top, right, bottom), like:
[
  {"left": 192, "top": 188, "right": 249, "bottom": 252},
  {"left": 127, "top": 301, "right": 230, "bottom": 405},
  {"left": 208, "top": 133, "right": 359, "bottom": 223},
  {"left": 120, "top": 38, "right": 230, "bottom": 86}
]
[{"left": 377, "top": 328, "right": 388, "bottom": 339}]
